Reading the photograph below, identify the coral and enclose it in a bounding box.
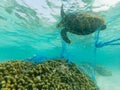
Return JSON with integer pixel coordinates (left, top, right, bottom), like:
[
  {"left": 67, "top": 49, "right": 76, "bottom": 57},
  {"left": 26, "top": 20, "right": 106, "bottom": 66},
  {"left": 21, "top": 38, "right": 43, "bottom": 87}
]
[{"left": 0, "top": 59, "right": 99, "bottom": 90}]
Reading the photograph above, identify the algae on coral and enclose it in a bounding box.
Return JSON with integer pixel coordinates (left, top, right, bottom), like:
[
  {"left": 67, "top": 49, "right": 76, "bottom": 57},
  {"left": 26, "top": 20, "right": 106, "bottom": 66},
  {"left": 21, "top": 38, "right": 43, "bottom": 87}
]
[{"left": 0, "top": 59, "right": 99, "bottom": 90}]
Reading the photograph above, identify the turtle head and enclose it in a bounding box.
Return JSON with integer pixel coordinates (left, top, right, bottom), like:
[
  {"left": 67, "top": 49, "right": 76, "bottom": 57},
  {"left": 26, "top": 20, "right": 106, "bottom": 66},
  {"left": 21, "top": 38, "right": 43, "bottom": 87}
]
[
  {"left": 101, "top": 24, "right": 107, "bottom": 30},
  {"left": 57, "top": 23, "right": 63, "bottom": 28},
  {"left": 57, "top": 19, "right": 65, "bottom": 28}
]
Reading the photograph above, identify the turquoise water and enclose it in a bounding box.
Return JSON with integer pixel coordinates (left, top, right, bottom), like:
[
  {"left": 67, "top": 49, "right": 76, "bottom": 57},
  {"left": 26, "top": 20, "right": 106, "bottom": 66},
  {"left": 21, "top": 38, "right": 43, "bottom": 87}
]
[{"left": 0, "top": 0, "right": 120, "bottom": 90}]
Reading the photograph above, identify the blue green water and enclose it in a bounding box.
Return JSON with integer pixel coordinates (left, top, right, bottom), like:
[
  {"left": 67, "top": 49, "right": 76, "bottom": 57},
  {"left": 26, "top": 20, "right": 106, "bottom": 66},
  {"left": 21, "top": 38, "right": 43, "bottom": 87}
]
[{"left": 0, "top": 0, "right": 120, "bottom": 89}]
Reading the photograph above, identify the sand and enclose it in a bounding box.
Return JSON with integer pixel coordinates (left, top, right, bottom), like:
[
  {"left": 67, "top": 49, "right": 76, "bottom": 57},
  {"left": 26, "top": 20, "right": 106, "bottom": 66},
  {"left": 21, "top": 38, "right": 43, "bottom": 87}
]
[{"left": 97, "top": 70, "right": 120, "bottom": 90}]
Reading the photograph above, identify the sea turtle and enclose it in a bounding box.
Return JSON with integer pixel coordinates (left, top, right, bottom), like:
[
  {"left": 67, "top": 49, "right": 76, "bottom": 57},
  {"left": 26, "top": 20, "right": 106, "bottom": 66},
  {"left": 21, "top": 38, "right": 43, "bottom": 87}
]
[{"left": 57, "top": 5, "right": 106, "bottom": 44}]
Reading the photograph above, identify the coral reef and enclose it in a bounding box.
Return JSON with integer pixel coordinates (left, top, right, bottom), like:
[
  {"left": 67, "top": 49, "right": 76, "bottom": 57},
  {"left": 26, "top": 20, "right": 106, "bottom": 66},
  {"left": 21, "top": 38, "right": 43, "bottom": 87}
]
[{"left": 0, "top": 59, "right": 99, "bottom": 90}]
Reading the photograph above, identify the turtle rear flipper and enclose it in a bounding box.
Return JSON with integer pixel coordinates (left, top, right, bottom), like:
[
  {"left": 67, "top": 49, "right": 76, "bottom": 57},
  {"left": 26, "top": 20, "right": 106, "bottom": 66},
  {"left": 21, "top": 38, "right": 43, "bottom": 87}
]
[{"left": 61, "top": 28, "right": 71, "bottom": 43}]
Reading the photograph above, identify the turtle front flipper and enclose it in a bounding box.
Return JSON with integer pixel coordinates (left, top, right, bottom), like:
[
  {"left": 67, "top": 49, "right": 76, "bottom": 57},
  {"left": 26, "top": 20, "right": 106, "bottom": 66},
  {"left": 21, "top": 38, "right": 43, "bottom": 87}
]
[
  {"left": 61, "top": 4, "right": 66, "bottom": 18},
  {"left": 61, "top": 28, "right": 71, "bottom": 44}
]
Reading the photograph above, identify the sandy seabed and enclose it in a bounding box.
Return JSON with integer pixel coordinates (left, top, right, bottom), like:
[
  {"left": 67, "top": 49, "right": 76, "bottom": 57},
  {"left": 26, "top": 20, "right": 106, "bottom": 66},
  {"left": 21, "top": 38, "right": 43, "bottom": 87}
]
[{"left": 97, "top": 70, "right": 120, "bottom": 90}]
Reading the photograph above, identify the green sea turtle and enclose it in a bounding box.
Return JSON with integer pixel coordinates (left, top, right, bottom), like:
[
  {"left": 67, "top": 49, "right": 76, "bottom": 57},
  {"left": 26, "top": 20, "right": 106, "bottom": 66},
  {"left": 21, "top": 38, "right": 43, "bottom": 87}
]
[{"left": 57, "top": 5, "right": 106, "bottom": 43}]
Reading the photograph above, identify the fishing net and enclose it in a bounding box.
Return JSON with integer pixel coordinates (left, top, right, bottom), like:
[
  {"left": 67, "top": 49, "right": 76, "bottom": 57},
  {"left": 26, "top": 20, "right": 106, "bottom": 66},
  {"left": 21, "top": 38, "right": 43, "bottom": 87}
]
[{"left": 0, "top": 0, "right": 120, "bottom": 86}]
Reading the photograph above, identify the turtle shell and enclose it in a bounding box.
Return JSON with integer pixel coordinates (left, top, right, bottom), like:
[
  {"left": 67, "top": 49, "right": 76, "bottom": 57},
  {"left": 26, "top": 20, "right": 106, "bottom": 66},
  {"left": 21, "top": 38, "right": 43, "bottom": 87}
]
[{"left": 63, "top": 13, "right": 106, "bottom": 35}]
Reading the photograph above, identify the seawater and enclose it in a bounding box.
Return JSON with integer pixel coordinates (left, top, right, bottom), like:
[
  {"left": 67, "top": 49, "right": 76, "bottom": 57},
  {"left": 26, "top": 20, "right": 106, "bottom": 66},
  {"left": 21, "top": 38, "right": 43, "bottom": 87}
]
[{"left": 0, "top": 0, "right": 120, "bottom": 90}]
